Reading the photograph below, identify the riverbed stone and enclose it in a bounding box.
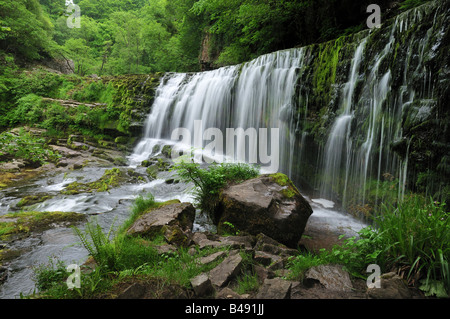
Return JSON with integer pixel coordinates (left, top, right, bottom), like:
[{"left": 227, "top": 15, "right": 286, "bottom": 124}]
[
  {"left": 304, "top": 264, "right": 353, "bottom": 292},
  {"left": 215, "top": 174, "right": 313, "bottom": 248},
  {"left": 127, "top": 202, "right": 195, "bottom": 238},
  {"left": 209, "top": 250, "right": 243, "bottom": 288},
  {"left": 191, "top": 273, "right": 214, "bottom": 297},
  {"left": 255, "top": 278, "right": 292, "bottom": 299}
]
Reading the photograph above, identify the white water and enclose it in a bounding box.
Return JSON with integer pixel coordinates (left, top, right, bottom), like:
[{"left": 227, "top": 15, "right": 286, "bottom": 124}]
[
  {"left": 130, "top": 48, "right": 306, "bottom": 174},
  {"left": 1, "top": 0, "right": 445, "bottom": 299}
]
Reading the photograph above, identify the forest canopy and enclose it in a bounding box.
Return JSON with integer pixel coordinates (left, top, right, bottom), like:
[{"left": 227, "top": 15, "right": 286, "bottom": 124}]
[{"left": 0, "top": 0, "right": 432, "bottom": 75}]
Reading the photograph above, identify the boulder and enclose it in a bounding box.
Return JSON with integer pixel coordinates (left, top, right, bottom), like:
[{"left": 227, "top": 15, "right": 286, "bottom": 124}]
[
  {"left": 304, "top": 264, "right": 353, "bottom": 292},
  {"left": 191, "top": 273, "right": 215, "bottom": 297},
  {"left": 215, "top": 174, "right": 312, "bottom": 248},
  {"left": 209, "top": 251, "right": 243, "bottom": 288},
  {"left": 127, "top": 202, "right": 195, "bottom": 239},
  {"left": 255, "top": 278, "right": 292, "bottom": 299}
]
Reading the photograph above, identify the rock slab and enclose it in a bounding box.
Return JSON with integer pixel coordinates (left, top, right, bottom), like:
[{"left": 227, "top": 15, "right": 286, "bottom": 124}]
[
  {"left": 215, "top": 174, "right": 313, "bottom": 248},
  {"left": 127, "top": 202, "right": 195, "bottom": 239},
  {"left": 304, "top": 265, "right": 353, "bottom": 292}
]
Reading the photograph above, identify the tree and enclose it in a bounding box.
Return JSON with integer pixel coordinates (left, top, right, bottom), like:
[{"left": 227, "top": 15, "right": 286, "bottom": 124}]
[
  {"left": 0, "top": 0, "right": 54, "bottom": 60},
  {"left": 62, "top": 38, "right": 92, "bottom": 75}
]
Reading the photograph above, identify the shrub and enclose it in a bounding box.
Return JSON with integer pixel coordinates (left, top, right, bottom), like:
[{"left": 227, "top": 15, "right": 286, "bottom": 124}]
[
  {"left": 8, "top": 93, "right": 43, "bottom": 126},
  {"left": 314, "top": 194, "right": 449, "bottom": 297},
  {"left": 172, "top": 156, "right": 259, "bottom": 214},
  {"left": 0, "top": 130, "right": 60, "bottom": 165}
]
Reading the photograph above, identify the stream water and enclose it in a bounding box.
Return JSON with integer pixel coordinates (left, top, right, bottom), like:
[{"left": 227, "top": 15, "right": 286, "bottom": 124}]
[
  {"left": 5, "top": 1, "right": 443, "bottom": 299},
  {"left": 0, "top": 137, "right": 367, "bottom": 299}
]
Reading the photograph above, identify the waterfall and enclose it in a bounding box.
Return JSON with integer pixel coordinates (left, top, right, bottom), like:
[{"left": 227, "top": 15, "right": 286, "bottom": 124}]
[
  {"left": 320, "top": 39, "right": 366, "bottom": 202},
  {"left": 129, "top": 0, "right": 447, "bottom": 212},
  {"left": 129, "top": 48, "right": 306, "bottom": 175}
]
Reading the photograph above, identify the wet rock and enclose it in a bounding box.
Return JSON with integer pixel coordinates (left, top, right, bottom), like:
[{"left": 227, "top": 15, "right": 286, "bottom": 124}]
[
  {"left": 161, "top": 145, "right": 173, "bottom": 158},
  {"left": 366, "top": 272, "right": 412, "bottom": 299},
  {"left": 255, "top": 278, "right": 292, "bottom": 299},
  {"left": 304, "top": 264, "right": 353, "bottom": 292},
  {"left": 199, "top": 251, "right": 227, "bottom": 266},
  {"left": 254, "top": 251, "right": 281, "bottom": 267},
  {"left": 215, "top": 174, "right": 312, "bottom": 248},
  {"left": 163, "top": 224, "right": 192, "bottom": 247},
  {"left": 49, "top": 145, "right": 81, "bottom": 158},
  {"left": 254, "top": 233, "right": 299, "bottom": 257},
  {"left": 0, "top": 266, "right": 8, "bottom": 284},
  {"left": 191, "top": 273, "right": 214, "bottom": 297},
  {"left": 154, "top": 244, "right": 177, "bottom": 255},
  {"left": 209, "top": 251, "right": 243, "bottom": 288},
  {"left": 127, "top": 202, "right": 195, "bottom": 239}
]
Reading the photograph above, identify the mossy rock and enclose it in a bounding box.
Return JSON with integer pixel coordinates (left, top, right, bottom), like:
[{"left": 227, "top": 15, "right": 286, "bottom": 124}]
[
  {"left": 61, "top": 168, "right": 126, "bottom": 195},
  {"left": 0, "top": 211, "right": 86, "bottom": 241},
  {"left": 269, "top": 173, "right": 300, "bottom": 199},
  {"left": 16, "top": 195, "right": 54, "bottom": 208}
]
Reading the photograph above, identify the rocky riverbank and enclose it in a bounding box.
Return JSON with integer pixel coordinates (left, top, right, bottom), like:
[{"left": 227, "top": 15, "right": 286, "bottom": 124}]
[
  {"left": 0, "top": 128, "right": 427, "bottom": 299},
  {"left": 100, "top": 199, "right": 425, "bottom": 300}
]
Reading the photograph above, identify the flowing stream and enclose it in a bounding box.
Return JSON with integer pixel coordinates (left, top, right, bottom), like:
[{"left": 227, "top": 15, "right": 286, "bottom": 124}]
[{"left": 1, "top": 0, "right": 446, "bottom": 299}]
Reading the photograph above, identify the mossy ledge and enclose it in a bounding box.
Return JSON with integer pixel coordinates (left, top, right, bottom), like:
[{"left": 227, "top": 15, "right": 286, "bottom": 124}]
[
  {"left": 0, "top": 211, "right": 86, "bottom": 242},
  {"left": 269, "top": 172, "right": 300, "bottom": 199}
]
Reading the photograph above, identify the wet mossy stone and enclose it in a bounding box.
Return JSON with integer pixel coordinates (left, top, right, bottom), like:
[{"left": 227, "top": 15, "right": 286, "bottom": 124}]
[
  {"left": 216, "top": 174, "right": 312, "bottom": 248},
  {"left": 16, "top": 195, "right": 54, "bottom": 208},
  {"left": 0, "top": 211, "right": 86, "bottom": 241}
]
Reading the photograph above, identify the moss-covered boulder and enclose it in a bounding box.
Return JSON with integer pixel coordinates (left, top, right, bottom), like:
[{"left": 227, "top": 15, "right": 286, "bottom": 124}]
[
  {"left": 0, "top": 211, "right": 86, "bottom": 242},
  {"left": 215, "top": 174, "right": 313, "bottom": 248}
]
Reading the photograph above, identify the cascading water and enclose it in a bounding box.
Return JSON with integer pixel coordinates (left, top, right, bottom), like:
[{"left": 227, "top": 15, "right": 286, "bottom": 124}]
[
  {"left": 129, "top": 48, "right": 307, "bottom": 175},
  {"left": 1, "top": 0, "right": 448, "bottom": 299},
  {"left": 129, "top": 0, "right": 447, "bottom": 214}
]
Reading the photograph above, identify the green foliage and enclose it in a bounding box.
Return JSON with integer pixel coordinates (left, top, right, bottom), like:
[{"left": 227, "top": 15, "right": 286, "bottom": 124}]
[
  {"left": 0, "top": 130, "right": 60, "bottom": 165},
  {"left": 172, "top": 155, "right": 259, "bottom": 214},
  {"left": 315, "top": 194, "right": 450, "bottom": 297},
  {"left": 0, "top": 0, "right": 54, "bottom": 60},
  {"left": 286, "top": 252, "right": 326, "bottom": 281},
  {"left": 7, "top": 94, "right": 43, "bottom": 126},
  {"left": 72, "top": 217, "right": 121, "bottom": 270},
  {"left": 286, "top": 194, "right": 449, "bottom": 297},
  {"left": 33, "top": 256, "right": 68, "bottom": 292},
  {"left": 399, "top": 0, "right": 432, "bottom": 10},
  {"left": 29, "top": 200, "right": 230, "bottom": 298}
]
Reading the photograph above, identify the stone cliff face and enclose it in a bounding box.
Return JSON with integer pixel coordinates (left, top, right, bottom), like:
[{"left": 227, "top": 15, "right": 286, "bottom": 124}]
[{"left": 287, "top": 0, "right": 450, "bottom": 209}]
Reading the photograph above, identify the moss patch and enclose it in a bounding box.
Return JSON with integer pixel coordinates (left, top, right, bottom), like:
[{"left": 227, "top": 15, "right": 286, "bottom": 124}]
[
  {"left": 0, "top": 211, "right": 86, "bottom": 241},
  {"left": 0, "top": 169, "right": 43, "bottom": 190},
  {"left": 269, "top": 173, "right": 300, "bottom": 199},
  {"left": 61, "top": 168, "right": 126, "bottom": 195},
  {"left": 16, "top": 195, "right": 54, "bottom": 208}
]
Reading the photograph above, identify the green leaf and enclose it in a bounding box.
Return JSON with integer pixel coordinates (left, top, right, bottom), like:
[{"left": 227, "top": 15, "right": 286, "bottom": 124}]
[{"left": 419, "top": 279, "right": 448, "bottom": 298}]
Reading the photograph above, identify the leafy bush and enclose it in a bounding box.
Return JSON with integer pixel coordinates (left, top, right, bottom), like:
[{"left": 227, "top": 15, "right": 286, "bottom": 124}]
[
  {"left": 33, "top": 257, "right": 68, "bottom": 292},
  {"left": 7, "top": 93, "right": 43, "bottom": 126},
  {"left": 72, "top": 217, "right": 124, "bottom": 271},
  {"left": 172, "top": 156, "right": 259, "bottom": 214},
  {"left": 313, "top": 194, "right": 449, "bottom": 297},
  {"left": 0, "top": 130, "right": 60, "bottom": 165},
  {"left": 40, "top": 102, "right": 70, "bottom": 131}
]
